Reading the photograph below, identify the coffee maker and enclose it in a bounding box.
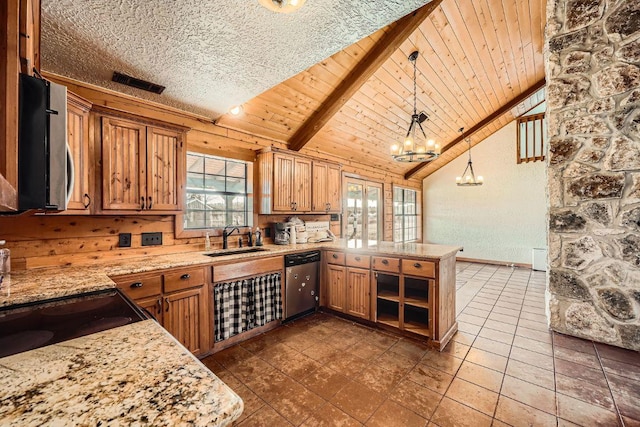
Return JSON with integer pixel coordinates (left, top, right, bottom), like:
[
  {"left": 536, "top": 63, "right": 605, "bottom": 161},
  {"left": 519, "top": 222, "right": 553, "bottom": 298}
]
[{"left": 273, "top": 222, "right": 290, "bottom": 245}]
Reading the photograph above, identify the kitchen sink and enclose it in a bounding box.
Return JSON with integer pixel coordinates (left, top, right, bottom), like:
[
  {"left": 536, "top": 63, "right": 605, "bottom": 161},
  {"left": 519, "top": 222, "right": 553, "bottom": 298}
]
[{"left": 204, "top": 247, "right": 270, "bottom": 258}]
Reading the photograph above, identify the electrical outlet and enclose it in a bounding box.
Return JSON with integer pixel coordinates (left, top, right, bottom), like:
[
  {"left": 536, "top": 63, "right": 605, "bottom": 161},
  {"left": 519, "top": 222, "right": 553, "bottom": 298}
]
[
  {"left": 141, "top": 232, "right": 162, "bottom": 246},
  {"left": 118, "top": 233, "right": 132, "bottom": 247}
]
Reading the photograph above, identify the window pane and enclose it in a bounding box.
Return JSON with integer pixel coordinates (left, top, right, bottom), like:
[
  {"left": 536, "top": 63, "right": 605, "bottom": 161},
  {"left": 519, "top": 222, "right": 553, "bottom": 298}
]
[
  {"left": 205, "top": 157, "right": 225, "bottom": 175},
  {"left": 205, "top": 175, "right": 226, "bottom": 192},
  {"left": 206, "top": 194, "right": 226, "bottom": 210},
  {"left": 226, "top": 177, "right": 246, "bottom": 193},
  {"left": 207, "top": 212, "right": 226, "bottom": 228},
  {"left": 228, "top": 195, "right": 245, "bottom": 211},
  {"left": 186, "top": 154, "right": 204, "bottom": 174},
  {"left": 187, "top": 172, "right": 203, "bottom": 189},
  {"left": 226, "top": 161, "right": 245, "bottom": 178},
  {"left": 185, "top": 210, "right": 205, "bottom": 229}
]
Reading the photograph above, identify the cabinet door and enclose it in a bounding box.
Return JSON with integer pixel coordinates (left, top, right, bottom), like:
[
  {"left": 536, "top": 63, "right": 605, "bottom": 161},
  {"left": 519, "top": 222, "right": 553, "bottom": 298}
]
[
  {"left": 101, "top": 117, "right": 146, "bottom": 210},
  {"left": 273, "top": 153, "right": 295, "bottom": 211},
  {"left": 146, "top": 126, "right": 183, "bottom": 211},
  {"left": 327, "top": 164, "right": 341, "bottom": 213},
  {"left": 326, "top": 264, "right": 347, "bottom": 312},
  {"left": 346, "top": 267, "right": 371, "bottom": 320},
  {"left": 164, "top": 286, "right": 207, "bottom": 355},
  {"left": 65, "top": 94, "right": 92, "bottom": 212},
  {"left": 312, "top": 161, "right": 327, "bottom": 212},
  {"left": 136, "top": 295, "right": 163, "bottom": 323},
  {"left": 293, "top": 157, "right": 312, "bottom": 212}
]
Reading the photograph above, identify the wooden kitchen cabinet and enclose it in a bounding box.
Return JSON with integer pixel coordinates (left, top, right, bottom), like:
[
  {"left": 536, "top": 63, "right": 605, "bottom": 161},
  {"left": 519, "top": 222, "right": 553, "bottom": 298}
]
[
  {"left": 272, "top": 152, "right": 311, "bottom": 212},
  {"left": 63, "top": 92, "right": 93, "bottom": 213},
  {"left": 326, "top": 264, "right": 347, "bottom": 312},
  {"left": 312, "top": 161, "right": 341, "bottom": 213},
  {"left": 345, "top": 267, "right": 370, "bottom": 319},
  {"left": 112, "top": 265, "right": 209, "bottom": 356},
  {"left": 324, "top": 250, "right": 370, "bottom": 320},
  {"left": 100, "top": 113, "right": 185, "bottom": 213}
]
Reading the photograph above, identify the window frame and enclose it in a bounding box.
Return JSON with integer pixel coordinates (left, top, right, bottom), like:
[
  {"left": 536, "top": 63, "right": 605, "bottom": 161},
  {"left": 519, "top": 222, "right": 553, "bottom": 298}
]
[
  {"left": 393, "top": 186, "right": 420, "bottom": 243},
  {"left": 176, "top": 151, "right": 254, "bottom": 239}
]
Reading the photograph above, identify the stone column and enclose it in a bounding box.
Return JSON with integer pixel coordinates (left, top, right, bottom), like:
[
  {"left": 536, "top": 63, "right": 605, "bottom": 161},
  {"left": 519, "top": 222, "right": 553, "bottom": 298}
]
[{"left": 546, "top": 0, "right": 640, "bottom": 350}]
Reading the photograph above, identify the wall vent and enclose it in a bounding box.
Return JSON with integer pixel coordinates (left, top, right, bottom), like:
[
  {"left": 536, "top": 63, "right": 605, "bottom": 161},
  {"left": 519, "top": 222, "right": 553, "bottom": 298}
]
[{"left": 111, "top": 72, "right": 165, "bottom": 94}]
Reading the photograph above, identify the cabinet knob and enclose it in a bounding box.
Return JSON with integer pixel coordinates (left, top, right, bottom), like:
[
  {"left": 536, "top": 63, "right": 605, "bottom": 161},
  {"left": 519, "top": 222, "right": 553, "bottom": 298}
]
[
  {"left": 130, "top": 282, "right": 143, "bottom": 288},
  {"left": 414, "top": 263, "right": 422, "bottom": 268},
  {"left": 332, "top": 254, "right": 338, "bottom": 259},
  {"left": 381, "top": 259, "right": 389, "bottom": 265},
  {"left": 180, "top": 273, "right": 190, "bottom": 280}
]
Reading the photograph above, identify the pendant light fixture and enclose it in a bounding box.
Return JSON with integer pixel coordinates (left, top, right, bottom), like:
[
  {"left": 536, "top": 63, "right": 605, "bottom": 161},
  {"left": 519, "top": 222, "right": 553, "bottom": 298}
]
[
  {"left": 391, "top": 51, "right": 440, "bottom": 163},
  {"left": 456, "top": 128, "right": 484, "bottom": 186},
  {"left": 258, "top": 0, "right": 306, "bottom": 13}
]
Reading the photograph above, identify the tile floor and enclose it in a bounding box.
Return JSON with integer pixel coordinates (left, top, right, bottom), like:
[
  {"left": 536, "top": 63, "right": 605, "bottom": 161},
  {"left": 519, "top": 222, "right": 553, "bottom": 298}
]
[{"left": 202, "top": 262, "right": 640, "bottom": 426}]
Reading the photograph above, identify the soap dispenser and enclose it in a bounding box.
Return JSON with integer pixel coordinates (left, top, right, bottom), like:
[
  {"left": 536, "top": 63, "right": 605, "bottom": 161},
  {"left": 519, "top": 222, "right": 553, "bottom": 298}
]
[
  {"left": 255, "top": 228, "right": 263, "bottom": 246},
  {"left": 204, "top": 232, "right": 211, "bottom": 251}
]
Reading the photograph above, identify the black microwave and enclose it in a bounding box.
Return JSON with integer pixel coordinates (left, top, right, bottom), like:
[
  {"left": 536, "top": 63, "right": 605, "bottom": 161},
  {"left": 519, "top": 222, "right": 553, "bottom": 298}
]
[{"left": 18, "top": 73, "right": 72, "bottom": 211}]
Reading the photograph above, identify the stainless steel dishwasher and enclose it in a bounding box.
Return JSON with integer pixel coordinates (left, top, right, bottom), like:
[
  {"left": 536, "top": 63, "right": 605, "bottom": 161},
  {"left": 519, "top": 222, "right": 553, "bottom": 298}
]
[{"left": 284, "top": 251, "right": 320, "bottom": 319}]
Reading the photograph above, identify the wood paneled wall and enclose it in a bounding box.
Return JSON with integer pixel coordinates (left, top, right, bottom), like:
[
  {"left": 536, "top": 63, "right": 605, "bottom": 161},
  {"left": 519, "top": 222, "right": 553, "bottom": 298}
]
[{"left": 1, "top": 74, "right": 421, "bottom": 270}]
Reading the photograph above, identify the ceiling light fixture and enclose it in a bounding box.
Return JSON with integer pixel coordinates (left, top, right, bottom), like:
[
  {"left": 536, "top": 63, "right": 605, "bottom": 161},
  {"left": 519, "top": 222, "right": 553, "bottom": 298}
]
[
  {"left": 391, "top": 51, "right": 440, "bottom": 163},
  {"left": 456, "top": 128, "right": 483, "bottom": 186},
  {"left": 229, "top": 105, "right": 243, "bottom": 116},
  {"left": 258, "top": 0, "right": 306, "bottom": 13}
]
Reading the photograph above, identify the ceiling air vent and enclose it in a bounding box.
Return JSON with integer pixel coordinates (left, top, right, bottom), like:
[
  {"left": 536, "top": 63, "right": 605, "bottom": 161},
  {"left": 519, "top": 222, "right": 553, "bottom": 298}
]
[{"left": 111, "top": 72, "right": 165, "bottom": 94}]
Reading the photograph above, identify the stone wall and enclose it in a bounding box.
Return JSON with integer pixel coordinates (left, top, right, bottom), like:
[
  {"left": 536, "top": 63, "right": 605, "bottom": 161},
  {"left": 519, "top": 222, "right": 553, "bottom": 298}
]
[{"left": 546, "top": 0, "right": 640, "bottom": 350}]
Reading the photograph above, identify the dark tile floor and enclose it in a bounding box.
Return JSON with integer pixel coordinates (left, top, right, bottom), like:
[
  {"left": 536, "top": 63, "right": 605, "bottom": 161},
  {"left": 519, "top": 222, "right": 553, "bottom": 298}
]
[{"left": 202, "top": 262, "right": 640, "bottom": 426}]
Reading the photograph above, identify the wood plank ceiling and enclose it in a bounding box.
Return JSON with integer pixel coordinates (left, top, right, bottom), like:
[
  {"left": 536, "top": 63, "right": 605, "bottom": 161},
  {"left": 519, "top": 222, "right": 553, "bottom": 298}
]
[{"left": 216, "top": 0, "right": 547, "bottom": 182}]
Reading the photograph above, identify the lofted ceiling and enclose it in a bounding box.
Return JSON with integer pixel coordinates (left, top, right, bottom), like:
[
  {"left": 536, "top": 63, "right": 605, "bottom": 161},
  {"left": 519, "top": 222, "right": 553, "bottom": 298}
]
[{"left": 41, "top": 0, "right": 547, "bottom": 182}]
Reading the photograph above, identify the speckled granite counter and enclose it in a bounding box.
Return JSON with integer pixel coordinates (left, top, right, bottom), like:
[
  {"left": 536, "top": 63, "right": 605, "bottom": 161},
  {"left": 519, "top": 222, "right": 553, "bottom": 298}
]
[{"left": 0, "top": 320, "right": 243, "bottom": 426}]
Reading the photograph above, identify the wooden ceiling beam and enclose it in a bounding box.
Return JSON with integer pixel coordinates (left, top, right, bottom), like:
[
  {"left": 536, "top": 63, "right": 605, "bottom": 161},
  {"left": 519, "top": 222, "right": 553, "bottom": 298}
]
[
  {"left": 404, "top": 78, "right": 546, "bottom": 180},
  {"left": 288, "top": 0, "right": 443, "bottom": 152}
]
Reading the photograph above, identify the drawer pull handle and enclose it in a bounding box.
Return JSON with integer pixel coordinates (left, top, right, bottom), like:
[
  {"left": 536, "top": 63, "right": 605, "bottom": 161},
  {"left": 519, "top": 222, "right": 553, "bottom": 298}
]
[
  {"left": 180, "top": 273, "right": 190, "bottom": 280},
  {"left": 414, "top": 263, "right": 422, "bottom": 268},
  {"left": 355, "top": 256, "right": 361, "bottom": 261},
  {"left": 130, "top": 282, "right": 143, "bottom": 288},
  {"left": 332, "top": 254, "right": 338, "bottom": 259},
  {"left": 148, "top": 197, "right": 153, "bottom": 209},
  {"left": 140, "top": 197, "right": 145, "bottom": 210},
  {"left": 381, "top": 259, "right": 389, "bottom": 265},
  {"left": 156, "top": 298, "right": 162, "bottom": 315},
  {"left": 83, "top": 193, "right": 91, "bottom": 209},
  {"left": 165, "top": 298, "right": 170, "bottom": 312}
]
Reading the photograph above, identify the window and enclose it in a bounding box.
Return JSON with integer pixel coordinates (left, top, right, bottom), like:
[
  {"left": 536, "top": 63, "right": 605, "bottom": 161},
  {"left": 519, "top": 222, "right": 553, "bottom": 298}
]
[
  {"left": 517, "top": 112, "right": 547, "bottom": 163},
  {"left": 343, "top": 177, "right": 382, "bottom": 248},
  {"left": 184, "top": 152, "right": 252, "bottom": 230},
  {"left": 394, "top": 187, "right": 418, "bottom": 243}
]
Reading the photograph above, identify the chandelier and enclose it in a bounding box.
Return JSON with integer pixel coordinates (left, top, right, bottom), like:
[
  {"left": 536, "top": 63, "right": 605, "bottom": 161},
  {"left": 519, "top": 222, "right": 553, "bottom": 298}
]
[
  {"left": 391, "top": 51, "right": 440, "bottom": 163},
  {"left": 258, "top": 0, "right": 306, "bottom": 13},
  {"left": 456, "top": 128, "right": 484, "bottom": 186}
]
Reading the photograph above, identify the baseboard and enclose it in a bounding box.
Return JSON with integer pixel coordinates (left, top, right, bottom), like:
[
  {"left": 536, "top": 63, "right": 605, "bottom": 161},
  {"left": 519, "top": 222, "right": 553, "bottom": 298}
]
[{"left": 457, "top": 256, "right": 532, "bottom": 269}]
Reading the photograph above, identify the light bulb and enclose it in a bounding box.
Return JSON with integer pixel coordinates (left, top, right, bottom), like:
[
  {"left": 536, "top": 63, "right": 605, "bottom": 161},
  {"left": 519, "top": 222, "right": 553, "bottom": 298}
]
[
  {"left": 404, "top": 136, "right": 413, "bottom": 146},
  {"left": 416, "top": 146, "right": 426, "bottom": 153},
  {"left": 290, "top": 0, "right": 299, "bottom": 5},
  {"left": 229, "top": 105, "right": 243, "bottom": 115},
  {"left": 427, "top": 139, "right": 435, "bottom": 147},
  {"left": 465, "top": 175, "right": 471, "bottom": 182},
  {"left": 390, "top": 144, "right": 399, "bottom": 154},
  {"left": 456, "top": 176, "right": 461, "bottom": 183},
  {"left": 477, "top": 176, "right": 484, "bottom": 183}
]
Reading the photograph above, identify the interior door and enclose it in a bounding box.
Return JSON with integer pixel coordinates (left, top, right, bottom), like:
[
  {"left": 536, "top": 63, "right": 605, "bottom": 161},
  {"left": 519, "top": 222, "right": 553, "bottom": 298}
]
[{"left": 343, "top": 177, "right": 382, "bottom": 247}]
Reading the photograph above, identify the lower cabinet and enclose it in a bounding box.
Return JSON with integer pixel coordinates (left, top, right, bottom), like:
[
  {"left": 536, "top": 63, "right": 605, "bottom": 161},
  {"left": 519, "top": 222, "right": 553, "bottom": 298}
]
[
  {"left": 325, "top": 251, "right": 371, "bottom": 320},
  {"left": 112, "top": 266, "right": 209, "bottom": 356}
]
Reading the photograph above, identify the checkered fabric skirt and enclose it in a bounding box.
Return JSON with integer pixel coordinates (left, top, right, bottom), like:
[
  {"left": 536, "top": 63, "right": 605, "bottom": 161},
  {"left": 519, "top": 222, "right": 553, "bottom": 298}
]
[{"left": 214, "top": 272, "right": 282, "bottom": 342}]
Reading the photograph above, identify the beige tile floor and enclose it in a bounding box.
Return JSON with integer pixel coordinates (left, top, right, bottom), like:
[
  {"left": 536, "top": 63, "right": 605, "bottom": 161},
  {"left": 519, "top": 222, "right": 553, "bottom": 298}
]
[{"left": 203, "top": 262, "right": 640, "bottom": 426}]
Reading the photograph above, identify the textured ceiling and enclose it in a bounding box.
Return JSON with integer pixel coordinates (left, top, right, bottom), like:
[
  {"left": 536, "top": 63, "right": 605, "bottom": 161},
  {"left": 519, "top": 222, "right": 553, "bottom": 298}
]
[{"left": 41, "top": 0, "right": 430, "bottom": 117}]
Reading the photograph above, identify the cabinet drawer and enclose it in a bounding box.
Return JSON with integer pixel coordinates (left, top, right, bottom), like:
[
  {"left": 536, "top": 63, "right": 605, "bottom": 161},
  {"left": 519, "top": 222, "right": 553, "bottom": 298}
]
[
  {"left": 112, "top": 273, "right": 162, "bottom": 300},
  {"left": 326, "top": 251, "right": 345, "bottom": 265},
  {"left": 402, "top": 259, "right": 435, "bottom": 278},
  {"left": 164, "top": 267, "right": 205, "bottom": 293},
  {"left": 372, "top": 256, "right": 400, "bottom": 273},
  {"left": 346, "top": 253, "right": 370, "bottom": 269}
]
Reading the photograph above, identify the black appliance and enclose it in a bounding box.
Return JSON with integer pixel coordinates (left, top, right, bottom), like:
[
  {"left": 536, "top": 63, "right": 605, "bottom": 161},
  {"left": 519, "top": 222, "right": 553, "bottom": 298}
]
[
  {"left": 18, "top": 73, "right": 71, "bottom": 211},
  {"left": 284, "top": 251, "right": 320, "bottom": 319},
  {"left": 0, "top": 289, "right": 148, "bottom": 358}
]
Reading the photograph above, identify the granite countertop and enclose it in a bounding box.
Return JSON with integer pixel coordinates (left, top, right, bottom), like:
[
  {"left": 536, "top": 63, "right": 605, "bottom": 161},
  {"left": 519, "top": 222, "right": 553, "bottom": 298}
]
[
  {"left": 0, "top": 320, "right": 243, "bottom": 426},
  {"left": 0, "top": 240, "right": 460, "bottom": 309}
]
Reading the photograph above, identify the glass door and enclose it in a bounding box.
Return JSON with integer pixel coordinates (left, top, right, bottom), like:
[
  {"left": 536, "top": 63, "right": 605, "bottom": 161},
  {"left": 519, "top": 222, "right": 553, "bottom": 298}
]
[{"left": 343, "top": 177, "right": 382, "bottom": 247}]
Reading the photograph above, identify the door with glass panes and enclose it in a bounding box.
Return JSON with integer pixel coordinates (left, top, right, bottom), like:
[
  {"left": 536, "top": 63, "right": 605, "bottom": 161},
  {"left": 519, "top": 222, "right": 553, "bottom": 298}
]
[{"left": 343, "top": 177, "right": 382, "bottom": 247}]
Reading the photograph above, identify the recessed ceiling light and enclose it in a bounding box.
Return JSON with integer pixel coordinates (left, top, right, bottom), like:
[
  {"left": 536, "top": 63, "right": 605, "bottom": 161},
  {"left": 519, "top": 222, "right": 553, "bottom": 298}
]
[
  {"left": 258, "top": 0, "right": 306, "bottom": 13},
  {"left": 229, "top": 105, "right": 243, "bottom": 115}
]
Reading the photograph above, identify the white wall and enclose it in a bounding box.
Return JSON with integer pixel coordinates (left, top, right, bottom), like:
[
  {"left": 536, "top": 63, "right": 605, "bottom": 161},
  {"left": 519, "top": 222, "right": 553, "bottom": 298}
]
[{"left": 423, "top": 120, "right": 546, "bottom": 265}]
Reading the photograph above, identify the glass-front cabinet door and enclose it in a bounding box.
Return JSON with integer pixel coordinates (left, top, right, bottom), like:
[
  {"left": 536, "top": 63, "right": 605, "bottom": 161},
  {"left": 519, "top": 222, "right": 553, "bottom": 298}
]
[{"left": 343, "top": 177, "right": 382, "bottom": 247}]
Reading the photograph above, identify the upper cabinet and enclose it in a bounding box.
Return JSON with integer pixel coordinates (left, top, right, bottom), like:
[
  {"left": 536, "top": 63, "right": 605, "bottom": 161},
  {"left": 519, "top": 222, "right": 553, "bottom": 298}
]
[
  {"left": 312, "top": 161, "right": 341, "bottom": 213},
  {"left": 99, "top": 111, "right": 186, "bottom": 213},
  {"left": 257, "top": 148, "right": 341, "bottom": 215},
  {"left": 64, "top": 92, "right": 92, "bottom": 213}
]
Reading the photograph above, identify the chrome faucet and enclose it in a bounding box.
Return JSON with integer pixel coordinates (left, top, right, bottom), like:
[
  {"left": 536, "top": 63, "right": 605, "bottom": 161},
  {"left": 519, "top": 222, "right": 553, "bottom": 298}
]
[{"left": 222, "top": 226, "right": 240, "bottom": 249}]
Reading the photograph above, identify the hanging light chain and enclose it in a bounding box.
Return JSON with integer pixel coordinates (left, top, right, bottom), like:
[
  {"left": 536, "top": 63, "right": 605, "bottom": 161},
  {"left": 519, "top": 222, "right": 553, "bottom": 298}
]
[{"left": 412, "top": 54, "right": 417, "bottom": 115}]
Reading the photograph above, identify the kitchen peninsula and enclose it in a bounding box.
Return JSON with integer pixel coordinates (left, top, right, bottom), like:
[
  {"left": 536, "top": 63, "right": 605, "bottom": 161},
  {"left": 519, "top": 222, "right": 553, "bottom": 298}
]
[{"left": 0, "top": 240, "right": 459, "bottom": 425}]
